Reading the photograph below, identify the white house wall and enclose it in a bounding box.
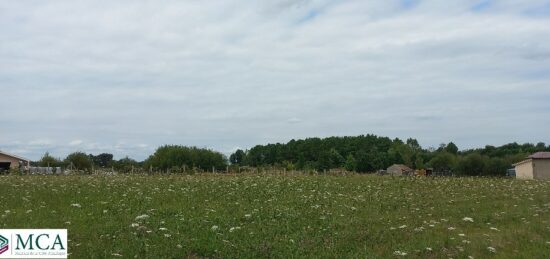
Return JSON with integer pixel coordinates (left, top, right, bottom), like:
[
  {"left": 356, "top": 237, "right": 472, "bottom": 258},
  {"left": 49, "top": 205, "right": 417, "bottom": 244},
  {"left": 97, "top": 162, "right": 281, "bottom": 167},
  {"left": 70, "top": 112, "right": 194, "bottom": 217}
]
[{"left": 515, "top": 161, "right": 534, "bottom": 180}]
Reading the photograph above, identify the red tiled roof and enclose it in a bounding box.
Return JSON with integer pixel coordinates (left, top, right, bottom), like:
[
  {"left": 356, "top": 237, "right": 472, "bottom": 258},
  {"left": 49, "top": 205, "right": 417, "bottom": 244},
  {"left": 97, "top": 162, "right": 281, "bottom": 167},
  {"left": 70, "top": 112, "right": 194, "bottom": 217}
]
[{"left": 528, "top": 152, "right": 550, "bottom": 159}]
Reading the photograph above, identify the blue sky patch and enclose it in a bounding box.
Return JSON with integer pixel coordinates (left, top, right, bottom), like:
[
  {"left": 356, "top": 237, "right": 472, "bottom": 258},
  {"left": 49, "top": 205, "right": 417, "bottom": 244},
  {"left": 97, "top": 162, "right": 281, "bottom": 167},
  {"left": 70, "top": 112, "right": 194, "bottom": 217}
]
[
  {"left": 297, "top": 9, "right": 320, "bottom": 24},
  {"left": 524, "top": 3, "right": 550, "bottom": 17},
  {"left": 471, "top": 0, "right": 492, "bottom": 12},
  {"left": 400, "top": 0, "right": 419, "bottom": 9}
]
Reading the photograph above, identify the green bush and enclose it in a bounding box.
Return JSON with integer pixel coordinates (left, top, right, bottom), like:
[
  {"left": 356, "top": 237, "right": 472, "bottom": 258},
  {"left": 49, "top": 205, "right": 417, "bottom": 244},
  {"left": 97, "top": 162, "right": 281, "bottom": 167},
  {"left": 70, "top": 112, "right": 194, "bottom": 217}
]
[{"left": 144, "top": 145, "right": 227, "bottom": 172}]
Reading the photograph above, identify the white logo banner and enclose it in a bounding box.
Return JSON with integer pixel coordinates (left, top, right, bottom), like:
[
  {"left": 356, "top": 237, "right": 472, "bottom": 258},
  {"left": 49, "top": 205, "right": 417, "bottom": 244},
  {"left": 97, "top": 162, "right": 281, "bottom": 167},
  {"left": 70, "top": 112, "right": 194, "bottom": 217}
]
[{"left": 0, "top": 229, "right": 67, "bottom": 259}]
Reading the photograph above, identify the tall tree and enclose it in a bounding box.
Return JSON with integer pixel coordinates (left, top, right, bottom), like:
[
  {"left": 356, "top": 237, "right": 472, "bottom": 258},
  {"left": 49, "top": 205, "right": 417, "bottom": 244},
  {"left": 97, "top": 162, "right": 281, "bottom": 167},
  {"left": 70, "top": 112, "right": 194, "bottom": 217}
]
[
  {"left": 144, "top": 145, "right": 227, "bottom": 171},
  {"left": 445, "top": 142, "right": 459, "bottom": 154},
  {"left": 428, "top": 152, "right": 456, "bottom": 172},
  {"left": 89, "top": 153, "right": 113, "bottom": 167},
  {"left": 406, "top": 138, "right": 421, "bottom": 151},
  {"left": 344, "top": 154, "right": 357, "bottom": 171},
  {"left": 65, "top": 152, "right": 93, "bottom": 171},
  {"left": 414, "top": 156, "right": 424, "bottom": 169},
  {"left": 39, "top": 152, "right": 61, "bottom": 167},
  {"left": 457, "top": 153, "right": 486, "bottom": 175},
  {"left": 229, "top": 149, "right": 246, "bottom": 165}
]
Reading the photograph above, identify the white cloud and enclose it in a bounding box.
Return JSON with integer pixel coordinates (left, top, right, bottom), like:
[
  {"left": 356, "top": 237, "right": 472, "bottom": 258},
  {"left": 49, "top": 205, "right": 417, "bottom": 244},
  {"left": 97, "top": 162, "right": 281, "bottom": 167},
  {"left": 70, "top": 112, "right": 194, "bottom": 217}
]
[
  {"left": 1, "top": 0, "right": 549, "bottom": 160},
  {"left": 287, "top": 117, "right": 303, "bottom": 124},
  {"left": 28, "top": 139, "right": 53, "bottom": 146},
  {"left": 69, "top": 140, "right": 83, "bottom": 146}
]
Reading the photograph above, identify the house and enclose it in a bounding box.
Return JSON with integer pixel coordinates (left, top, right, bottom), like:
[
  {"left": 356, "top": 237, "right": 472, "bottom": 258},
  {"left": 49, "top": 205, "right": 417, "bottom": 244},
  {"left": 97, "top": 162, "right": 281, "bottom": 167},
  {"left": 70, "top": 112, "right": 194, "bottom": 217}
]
[
  {"left": 513, "top": 152, "right": 550, "bottom": 180},
  {"left": 0, "top": 150, "right": 30, "bottom": 171},
  {"left": 387, "top": 164, "right": 414, "bottom": 176}
]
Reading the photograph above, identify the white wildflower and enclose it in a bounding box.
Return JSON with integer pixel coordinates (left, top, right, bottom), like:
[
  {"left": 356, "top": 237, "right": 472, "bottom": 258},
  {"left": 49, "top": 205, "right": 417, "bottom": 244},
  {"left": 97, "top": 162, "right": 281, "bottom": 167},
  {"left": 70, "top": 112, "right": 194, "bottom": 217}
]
[
  {"left": 393, "top": 250, "right": 407, "bottom": 256},
  {"left": 487, "top": 247, "right": 496, "bottom": 253},
  {"left": 489, "top": 227, "right": 500, "bottom": 231},
  {"left": 130, "top": 223, "right": 139, "bottom": 228},
  {"left": 135, "top": 214, "right": 150, "bottom": 221},
  {"left": 448, "top": 227, "right": 456, "bottom": 230},
  {"left": 164, "top": 234, "right": 171, "bottom": 238},
  {"left": 426, "top": 247, "right": 432, "bottom": 251},
  {"left": 70, "top": 203, "right": 81, "bottom": 208},
  {"left": 211, "top": 225, "right": 219, "bottom": 231},
  {"left": 462, "top": 217, "right": 474, "bottom": 222},
  {"left": 229, "top": 227, "right": 241, "bottom": 232},
  {"left": 414, "top": 227, "right": 424, "bottom": 232},
  {"left": 398, "top": 225, "right": 407, "bottom": 229}
]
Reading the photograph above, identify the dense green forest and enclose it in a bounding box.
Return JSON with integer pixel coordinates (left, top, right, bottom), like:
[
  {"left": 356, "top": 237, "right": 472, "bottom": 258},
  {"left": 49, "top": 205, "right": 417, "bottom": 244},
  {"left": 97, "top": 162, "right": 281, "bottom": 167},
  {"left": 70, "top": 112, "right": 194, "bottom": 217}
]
[
  {"left": 32, "top": 135, "right": 549, "bottom": 176},
  {"left": 230, "top": 135, "right": 549, "bottom": 176}
]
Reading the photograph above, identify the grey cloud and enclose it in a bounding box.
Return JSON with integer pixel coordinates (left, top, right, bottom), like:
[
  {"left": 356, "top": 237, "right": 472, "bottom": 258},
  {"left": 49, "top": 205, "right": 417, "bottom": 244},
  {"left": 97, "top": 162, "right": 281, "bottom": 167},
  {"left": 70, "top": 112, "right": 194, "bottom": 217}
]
[{"left": 1, "top": 0, "right": 549, "bottom": 160}]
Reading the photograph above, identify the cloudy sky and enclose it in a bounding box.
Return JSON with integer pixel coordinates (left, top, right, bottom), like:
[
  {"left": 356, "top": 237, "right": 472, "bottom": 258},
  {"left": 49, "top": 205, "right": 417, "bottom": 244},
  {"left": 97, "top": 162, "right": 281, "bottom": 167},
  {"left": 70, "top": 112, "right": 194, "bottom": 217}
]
[{"left": 1, "top": 0, "right": 550, "bottom": 161}]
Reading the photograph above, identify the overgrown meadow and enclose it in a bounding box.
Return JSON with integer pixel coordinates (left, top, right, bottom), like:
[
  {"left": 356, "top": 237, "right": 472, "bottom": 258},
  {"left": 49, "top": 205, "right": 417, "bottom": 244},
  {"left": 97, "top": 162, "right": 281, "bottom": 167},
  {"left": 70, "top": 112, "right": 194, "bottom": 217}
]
[{"left": 1, "top": 174, "right": 549, "bottom": 258}]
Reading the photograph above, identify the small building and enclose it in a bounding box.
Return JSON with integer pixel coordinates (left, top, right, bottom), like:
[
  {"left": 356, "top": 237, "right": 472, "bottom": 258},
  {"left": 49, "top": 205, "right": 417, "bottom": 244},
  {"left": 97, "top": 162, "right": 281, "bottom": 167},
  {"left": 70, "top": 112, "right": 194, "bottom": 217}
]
[
  {"left": 513, "top": 152, "right": 550, "bottom": 180},
  {"left": 387, "top": 164, "right": 414, "bottom": 176},
  {"left": 0, "top": 150, "right": 30, "bottom": 171}
]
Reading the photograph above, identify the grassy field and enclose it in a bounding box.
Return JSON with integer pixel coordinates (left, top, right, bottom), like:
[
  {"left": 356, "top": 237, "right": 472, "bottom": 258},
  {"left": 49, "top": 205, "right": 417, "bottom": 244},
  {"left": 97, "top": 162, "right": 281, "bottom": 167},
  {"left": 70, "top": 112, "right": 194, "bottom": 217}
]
[{"left": 1, "top": 174, "right": 549, "bottom": 258}]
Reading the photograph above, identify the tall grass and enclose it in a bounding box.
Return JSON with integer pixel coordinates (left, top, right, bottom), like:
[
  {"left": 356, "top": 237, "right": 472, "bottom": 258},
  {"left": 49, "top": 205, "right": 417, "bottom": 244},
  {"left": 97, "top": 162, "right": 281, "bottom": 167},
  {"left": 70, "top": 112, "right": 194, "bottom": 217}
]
[{"left": 1, "top": 174, "right": 549, "bottom": 258}]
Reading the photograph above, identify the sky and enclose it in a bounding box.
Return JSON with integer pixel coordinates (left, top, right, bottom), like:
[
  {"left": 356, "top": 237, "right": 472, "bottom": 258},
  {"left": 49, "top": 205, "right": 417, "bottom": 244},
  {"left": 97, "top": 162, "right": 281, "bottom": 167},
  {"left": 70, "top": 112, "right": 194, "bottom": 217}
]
[{"left": 1, "top": 0, "right": 550, "bottom": 161}]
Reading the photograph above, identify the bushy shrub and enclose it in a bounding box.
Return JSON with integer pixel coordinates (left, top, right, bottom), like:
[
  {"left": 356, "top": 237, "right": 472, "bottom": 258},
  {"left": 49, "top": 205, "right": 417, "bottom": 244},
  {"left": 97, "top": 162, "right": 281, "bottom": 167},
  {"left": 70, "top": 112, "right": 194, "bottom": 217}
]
[{"left": 144, "top": 145, "right": 227, "bottom": 172}]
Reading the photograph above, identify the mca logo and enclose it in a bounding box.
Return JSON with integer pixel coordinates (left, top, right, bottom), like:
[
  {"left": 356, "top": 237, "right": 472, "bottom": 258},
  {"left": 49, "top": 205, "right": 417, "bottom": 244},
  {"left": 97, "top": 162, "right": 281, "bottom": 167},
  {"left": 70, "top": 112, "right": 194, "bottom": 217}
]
[{"left": 0, "top": 234, "right": 8, "bottom": 255}]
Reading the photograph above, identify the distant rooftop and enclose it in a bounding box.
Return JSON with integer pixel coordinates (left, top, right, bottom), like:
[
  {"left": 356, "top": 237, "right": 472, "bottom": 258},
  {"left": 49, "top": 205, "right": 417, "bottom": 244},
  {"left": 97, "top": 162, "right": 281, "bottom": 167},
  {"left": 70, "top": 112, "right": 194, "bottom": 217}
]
[
  {"left": 528, "top": 152, "right": 550, "bottom": 159},
  {"left": 388, "top": 164, "right": 413, "bottom": 170},
  {"left": 0, "top": 150, "right": 30, "bottom": 162}
]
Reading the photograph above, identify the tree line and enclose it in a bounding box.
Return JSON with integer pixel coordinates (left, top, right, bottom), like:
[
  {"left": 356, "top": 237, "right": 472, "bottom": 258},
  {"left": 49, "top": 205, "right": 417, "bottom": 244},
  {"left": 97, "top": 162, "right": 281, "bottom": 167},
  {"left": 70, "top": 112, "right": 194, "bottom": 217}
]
[
  {"left": 34, "top": 145, "right": 226, "bottom": 173},
  {"left": 229, "top": 135, "right": 549, "bottom": 176},
  {"left": 34, "top": 151, "right": 142, "bottom": 173},
  {"left": 32, "top": 135, "right": 549, "bottom": 176}
]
